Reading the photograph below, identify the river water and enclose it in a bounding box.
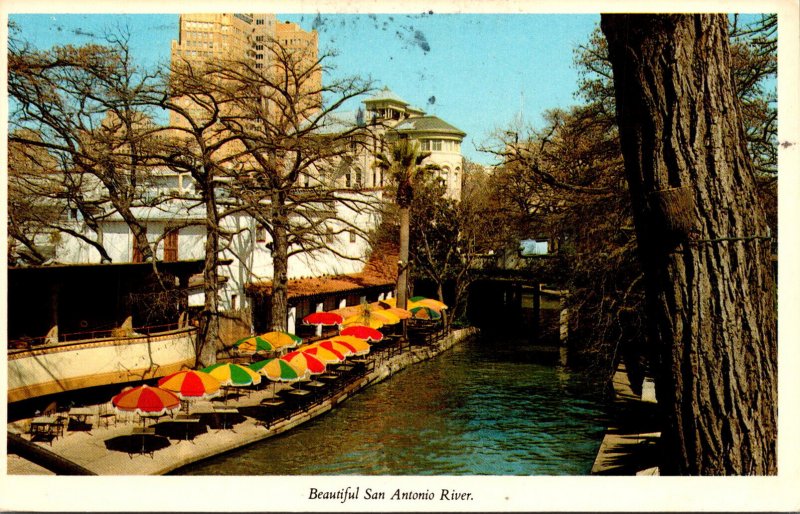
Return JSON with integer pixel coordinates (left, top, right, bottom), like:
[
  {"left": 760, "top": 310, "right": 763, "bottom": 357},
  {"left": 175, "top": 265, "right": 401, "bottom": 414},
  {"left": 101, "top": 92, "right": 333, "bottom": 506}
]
[{"left": 178, "top": 333, "right": 608, "bottom": 475}]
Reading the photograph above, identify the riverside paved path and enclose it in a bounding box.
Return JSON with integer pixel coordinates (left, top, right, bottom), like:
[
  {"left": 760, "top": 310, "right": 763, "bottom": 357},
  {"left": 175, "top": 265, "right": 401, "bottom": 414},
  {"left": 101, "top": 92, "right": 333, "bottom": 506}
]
[
  {"left": 590, "top": 362, "right": 661, "bottom": 475},
  {"left": 7, "top": 327, "right": 478, "bottom": 476}
]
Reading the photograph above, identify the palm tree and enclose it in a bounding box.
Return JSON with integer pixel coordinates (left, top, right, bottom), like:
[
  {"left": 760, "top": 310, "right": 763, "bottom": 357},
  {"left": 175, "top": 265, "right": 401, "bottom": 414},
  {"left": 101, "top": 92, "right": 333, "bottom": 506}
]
[{"left": 375, "top": 138, "right": 438, "bottom": 310}]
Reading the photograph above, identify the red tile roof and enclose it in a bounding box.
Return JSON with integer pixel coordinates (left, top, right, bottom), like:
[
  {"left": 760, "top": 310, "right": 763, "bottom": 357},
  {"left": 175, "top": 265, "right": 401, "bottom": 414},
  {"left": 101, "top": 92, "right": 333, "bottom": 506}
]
[{"left": 246, "top": 244, "right": 399, "bottom": 299}]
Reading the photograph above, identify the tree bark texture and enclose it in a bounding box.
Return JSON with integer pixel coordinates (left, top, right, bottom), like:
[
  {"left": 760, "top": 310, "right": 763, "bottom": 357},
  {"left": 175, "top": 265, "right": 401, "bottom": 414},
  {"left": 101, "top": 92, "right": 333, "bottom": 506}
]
[
  {"left": 601, "top": 14, "right": 777, "bottom": 475},
  {"left": 270, "top": 209, "right": 289, "bottom": 330},
  {"left": 397, "top": 206, "right": 411, "bottom": 310},
  {"left": 198, "top": 188, "right": 220, "bottom": 367}
]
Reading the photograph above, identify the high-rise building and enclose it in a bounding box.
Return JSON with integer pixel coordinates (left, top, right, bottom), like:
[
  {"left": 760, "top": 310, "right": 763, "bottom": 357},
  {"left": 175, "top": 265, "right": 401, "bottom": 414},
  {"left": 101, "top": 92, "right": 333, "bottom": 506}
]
[
  {"left": 170, "top": 13, "right": 278, "bottom": 68},
  {"left": 169, "top": 13, "right": 319, "bottom": 131}
]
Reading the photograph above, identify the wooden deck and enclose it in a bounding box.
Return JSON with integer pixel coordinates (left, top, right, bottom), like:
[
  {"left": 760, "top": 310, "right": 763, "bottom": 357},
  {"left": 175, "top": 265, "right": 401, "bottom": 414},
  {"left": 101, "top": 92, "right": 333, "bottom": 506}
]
[{"left": 591, "top": 362, "right": 661, "bottom": 475}]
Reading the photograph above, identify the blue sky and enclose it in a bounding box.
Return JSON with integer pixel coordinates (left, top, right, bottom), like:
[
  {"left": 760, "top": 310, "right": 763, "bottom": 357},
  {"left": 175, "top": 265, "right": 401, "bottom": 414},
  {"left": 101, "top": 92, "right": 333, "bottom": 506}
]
[{"left": 10, "top": 12, "right": 599, "bottom": 164}]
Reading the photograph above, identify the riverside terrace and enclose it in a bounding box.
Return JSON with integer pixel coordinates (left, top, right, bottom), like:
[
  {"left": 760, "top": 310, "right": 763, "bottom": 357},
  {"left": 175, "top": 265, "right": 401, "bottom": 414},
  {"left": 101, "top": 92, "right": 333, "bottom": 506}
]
[{"left": 7, "top": 327, "right": 478, "bottom": 475}]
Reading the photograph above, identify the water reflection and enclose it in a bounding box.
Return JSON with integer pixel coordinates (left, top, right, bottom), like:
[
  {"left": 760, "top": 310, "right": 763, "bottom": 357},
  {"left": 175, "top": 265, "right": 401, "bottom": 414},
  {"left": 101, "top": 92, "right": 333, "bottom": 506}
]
[{"left": 178, "top": 334, "right": 608, "bottom": 475}]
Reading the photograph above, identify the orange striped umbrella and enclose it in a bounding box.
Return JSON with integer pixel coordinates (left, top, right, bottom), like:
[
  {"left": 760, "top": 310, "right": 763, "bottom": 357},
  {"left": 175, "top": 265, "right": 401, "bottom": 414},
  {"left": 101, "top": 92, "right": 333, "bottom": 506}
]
[
  {"left": 301, "top": 344, "right": 345, "bottom": 364},
  {"left": 158, "top": 370, "right": 221, "bottom": 400},
  {"left": 329, "top": 335, "right": 371, "bottom": 356},
  {"left": 111, "top": 385, "right": 181, "bottom": 416},
  {"left": 281, "top": 350, "right": 326, "bottom": 376}
]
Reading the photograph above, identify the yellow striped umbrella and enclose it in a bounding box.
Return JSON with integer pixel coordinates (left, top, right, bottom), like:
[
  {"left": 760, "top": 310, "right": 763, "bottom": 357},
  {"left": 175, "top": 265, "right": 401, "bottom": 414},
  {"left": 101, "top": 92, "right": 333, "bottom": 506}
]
[
  {"left": 250, "top": 358, "right": 305, "bottom": 382},
  {"left": 201, "top": 362, "right": 262, "bottom": 387},
  {"left": 329, "top": 335, "right": 371, "bottom": 356},
  {"left": 343, "top": 308, "right": 401, "bottom": 329},
  {"left": 281, "top": 350, "right": 326, "bottom": 376},
  {"left": 300, "top": 344, "right": 345, "bottom": 364},
  {"left": 410, "top": 296, "right": 448, "bottom": 311}
]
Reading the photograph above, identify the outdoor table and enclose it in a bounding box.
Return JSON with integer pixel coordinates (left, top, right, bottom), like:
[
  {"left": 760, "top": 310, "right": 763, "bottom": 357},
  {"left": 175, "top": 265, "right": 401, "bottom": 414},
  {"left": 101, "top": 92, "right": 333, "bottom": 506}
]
[
  {"left": 287, "top": 388, "right": 311, "bottom": 398},
  {"left": 30, "top": 416, "right": 59, "bottom": 442},
  {"left": 160, "top": 417, "right": 201, "bottom": 442},
  {"left": 256, "top": 399, "right": 287, "bottom": 428},
  {"left": 213, "top": 407, "right": 239, "bottom": 431},
  {"left": 130, "top": 426, "right": 158, "bottom": 457},
  {"left": 302, "top": 380, "right": 326, "bottom": 391},
  {"left": 139, "top": 412, "right": 166, "bottom": 426},
  {"left": 68, "top": 407, "right": 93, "bottom": 424},
  {"left": 333, "top": 364, "right": 355, "bottom": 375},
  {"left": 318, "top": 373, "right": 339, "bottom": 382}
]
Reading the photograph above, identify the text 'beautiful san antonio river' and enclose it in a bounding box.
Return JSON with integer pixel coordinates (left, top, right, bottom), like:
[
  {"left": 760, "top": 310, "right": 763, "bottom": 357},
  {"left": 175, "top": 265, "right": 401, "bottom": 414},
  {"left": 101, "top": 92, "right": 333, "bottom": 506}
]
[{"left": 178, "top": 333, "right": 608, "bottom": 475}]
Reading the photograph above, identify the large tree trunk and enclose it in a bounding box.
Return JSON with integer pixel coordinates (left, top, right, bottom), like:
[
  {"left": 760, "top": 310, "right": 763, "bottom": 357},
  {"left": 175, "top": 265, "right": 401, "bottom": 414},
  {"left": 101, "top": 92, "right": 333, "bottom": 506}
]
[
  {"left": 197, "top": 189, "right": 220, "bottom": 367},
  {"left": 270, "top": 199, "right": 290, "bottom": 332},
  {"left": 601, "top": 14, "right": 777, "bottom": 475},
  {"left": 397, "top": 206, "right": 410, "bottom": 310}
]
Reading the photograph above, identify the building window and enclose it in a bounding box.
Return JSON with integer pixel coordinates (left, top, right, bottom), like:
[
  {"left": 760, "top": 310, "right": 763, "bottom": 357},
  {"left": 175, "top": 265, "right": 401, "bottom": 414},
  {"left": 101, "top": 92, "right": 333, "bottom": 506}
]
[
  {"left": 231, "top": 294, "right": 238, "bottom": 310},
  {"left": 256, "top": 226, "right": 267, "bottom": 243},
  {"left": 350, "top": 231, "right": 357, "bottom": 243},
  {"left": 432, "top": 140, "right": 442, "bottom": 151}
]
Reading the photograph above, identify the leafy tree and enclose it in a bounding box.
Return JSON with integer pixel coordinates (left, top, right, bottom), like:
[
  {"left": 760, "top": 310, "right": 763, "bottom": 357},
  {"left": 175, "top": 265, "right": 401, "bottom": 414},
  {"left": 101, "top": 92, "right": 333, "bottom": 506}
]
[{"left": 602, "top": 13, "right": 776, "bottom": 475}]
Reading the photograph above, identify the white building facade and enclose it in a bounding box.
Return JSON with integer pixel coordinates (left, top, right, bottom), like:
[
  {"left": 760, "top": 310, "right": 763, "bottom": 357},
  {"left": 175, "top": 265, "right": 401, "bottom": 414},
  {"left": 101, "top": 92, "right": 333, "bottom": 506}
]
[{"left": 44, "top": 87, "right": 465, "bottom": 314}]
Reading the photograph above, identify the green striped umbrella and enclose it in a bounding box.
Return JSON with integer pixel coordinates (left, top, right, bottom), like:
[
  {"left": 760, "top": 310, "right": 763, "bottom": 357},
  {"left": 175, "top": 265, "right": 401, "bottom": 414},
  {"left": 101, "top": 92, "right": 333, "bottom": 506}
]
[
  {"left": 201, "top": 362, "right": 262, "bottom": 387},
  {"left": 250, "top": 358, "right": 304, "bottom": 382},
  {"left": 410, "top": 306, "right": 442, "bottom": 320},
  {"left": 233, "top": 335, "right": 277, "bottom": 355}
]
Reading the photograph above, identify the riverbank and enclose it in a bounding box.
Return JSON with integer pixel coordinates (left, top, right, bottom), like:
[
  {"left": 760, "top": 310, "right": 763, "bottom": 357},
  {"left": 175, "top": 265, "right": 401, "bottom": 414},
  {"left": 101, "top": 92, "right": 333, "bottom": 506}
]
[
  {"left": 7, "top": 327, "right": 478, "bottom": 475},
  {"left": 590, "top": 361, "right": 661, "bottom": 475}
]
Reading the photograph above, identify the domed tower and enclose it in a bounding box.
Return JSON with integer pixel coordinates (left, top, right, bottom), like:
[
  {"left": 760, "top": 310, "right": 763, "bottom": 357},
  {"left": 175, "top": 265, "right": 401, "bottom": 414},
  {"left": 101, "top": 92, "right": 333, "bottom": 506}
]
[{"left": 361, "top": 86, "right": 466, "bottom": 200}]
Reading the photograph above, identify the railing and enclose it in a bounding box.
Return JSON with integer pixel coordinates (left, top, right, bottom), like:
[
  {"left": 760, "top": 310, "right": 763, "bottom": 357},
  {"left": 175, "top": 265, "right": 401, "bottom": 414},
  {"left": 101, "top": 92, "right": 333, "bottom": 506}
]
[{"left": 8, "top": 322, "right": 187, "bottom": 351}]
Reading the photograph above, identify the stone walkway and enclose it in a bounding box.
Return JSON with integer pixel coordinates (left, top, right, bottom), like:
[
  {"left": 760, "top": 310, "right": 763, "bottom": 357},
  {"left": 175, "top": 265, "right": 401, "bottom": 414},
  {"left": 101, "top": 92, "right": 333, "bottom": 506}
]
[
  {"left": 7, "top": 328, "right": 477, "bottom": 475},
  {"left": 590, "top": 362, "right": 661, "bottom": 475}
]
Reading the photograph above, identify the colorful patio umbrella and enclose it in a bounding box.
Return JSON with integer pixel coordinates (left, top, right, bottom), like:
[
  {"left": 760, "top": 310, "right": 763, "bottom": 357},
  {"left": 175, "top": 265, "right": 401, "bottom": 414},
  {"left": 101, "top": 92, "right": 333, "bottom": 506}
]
[
  {"left": 343, "top": 308, "right": 401, "bottom": 329},
  {"left": 233, "top": 334, "right": 278, "bottom": 354},
  {"left": 328, "top": 335, "right": 371, "bottom": 356},
  {"left": 410, "top": 297, "right": 448, "bottom": 311},
  {"left": 201, "top": 362, "right": 262, "bottom": 387},
  {"left": 281, "top": 350, "right": 326, "bottom": 376},
  {"left": 340, "top": 324, "right": 384, "bottom": 342},
  {"left": 301, "top": 344, "right": 345, "bottom": 364},
  {"left": 111, "top": 385, "right": 181, "bottom": 417},
  {"left": 303, "top": 312, "right": 344, "bottom": 326},
  {"left": 410, "top": 306, "right": 443, "bottom": 320},
  {"left": 261, "top": 331, "right": 303, "bottom": 349},
  {"left": 342, "top": 314, "right": 384, "bottom": 329},
  {"left": 369, "top": 302, "right": 413, "bottom": 320},
  {"left": 235, "top": 331, "right": 302, "bottom": 354},
  {"left": 158, "top": 370, "right": 221, "bottom": 400},
  {"left": 314, "top": 340, "right": 357, "bottom": 358},
  {"left": 380, "top": 297, "right": 419, "bottom": 309},
  {"left": 250, "top": 358, "right": 304, "bottom": 382}
]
